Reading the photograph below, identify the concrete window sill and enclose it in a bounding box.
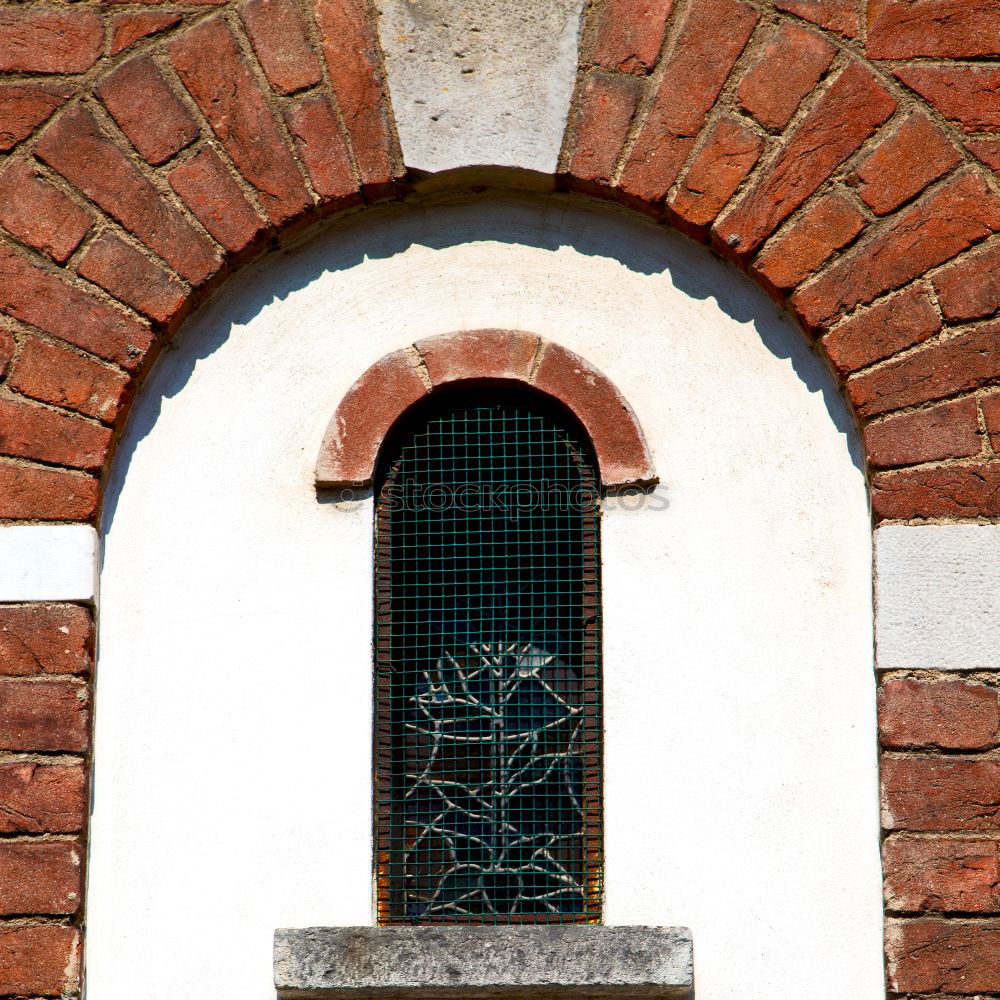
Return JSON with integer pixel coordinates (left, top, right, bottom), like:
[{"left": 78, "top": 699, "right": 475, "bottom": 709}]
[{"left": 274, "top": 925, "right": 693, "bottom": 998}]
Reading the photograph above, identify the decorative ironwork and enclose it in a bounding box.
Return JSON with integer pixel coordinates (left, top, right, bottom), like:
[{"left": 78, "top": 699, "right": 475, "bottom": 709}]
[{"left": 374, "top": 387, "right": 602, "bottom": 924}]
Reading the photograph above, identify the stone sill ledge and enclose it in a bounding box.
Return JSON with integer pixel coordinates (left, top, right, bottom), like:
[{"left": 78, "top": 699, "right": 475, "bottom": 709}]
[{"left": 274, "top": 925, "right": 693, "bottom": 998}]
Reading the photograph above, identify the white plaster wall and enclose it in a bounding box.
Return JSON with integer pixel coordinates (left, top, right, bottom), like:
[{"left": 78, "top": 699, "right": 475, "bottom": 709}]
[{"left": 90, "top": 195, "right": 881, "bottom": 1000}]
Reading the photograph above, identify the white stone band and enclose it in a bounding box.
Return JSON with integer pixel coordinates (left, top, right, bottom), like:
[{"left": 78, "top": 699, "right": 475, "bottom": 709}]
[
  {"left": 0, "top": 524, "right": 98, "bottom": 602},
  {"left": 875, "top": 523, "right": 1000, "bottom": 670}
]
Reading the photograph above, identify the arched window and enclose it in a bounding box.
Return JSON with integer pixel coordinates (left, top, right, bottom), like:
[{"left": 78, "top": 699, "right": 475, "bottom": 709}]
[{"left": 374, "top": 386, "right": 602, "bottom": 924}]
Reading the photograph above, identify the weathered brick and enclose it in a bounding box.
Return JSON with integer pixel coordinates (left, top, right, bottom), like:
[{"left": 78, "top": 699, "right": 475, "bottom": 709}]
[
  {"left": 0, "top": 924, "right": 79, "bottom": 997},
  {"left": 618, "top": 0, "right": 758, "bottom": 204},
  {"left": 752, "top": 192, "right": 866, "bottom": 297},
  {"left": 0, "top": 326, "right": 13, "bottom": 379},
  {"left": 879, "top": 678, "right": 1000, "bottom": 750},
  {"left": 794, "top": 171, "right": 1000, "bottom": 332},
  {"left": 240, "top": 0, "right": 323, "bottom": 95},
  {"left": 78, "top": 232, "right": 187, "bottom": 326},
  {"left": 895, "top": 65, "right": 1000, "bottom": 133},
  {"left": 850, "top": 112, "right": 961, "bottom": 216},
  {"left": 934, "top": 242, "right": 1000, "bottom": 324},
  {"left": 823, "top": 285, "right": 941, "bottom": 377},
  {"left": 869, "top": 0, "right": 1000, "bottom": 59},
  {"left": 0, "top": 762, "right": 85, "bottom": 833},
  {"left": 0, "top": 604, "right": 93, "bottom": 677},
  {"left": 0, "top": 10, "right": 102, "bottom": 74},
  {"left": 171, "top": 16, "right": 312, "bottom": 225},
  {"left": 36, "top": 108, "right": 220, "bottom": 286},
  {"left": 0, "top": 160, "right": 92, "bottom": 265},
  {"left": 0, "top": 396, "right": 110, "bottom": 472},
  {"left": 8, "top": 337, "right": 129, "bottom": 424},
  {"left": 883, "top": 755, "right": 1000, "bottom": 830},
  {"left": 849, "top": 322, "right": 1000, "bottom": 418},
  {"left": 169, "top": 146, "right": 266, "bottom": 254},
  {"left": 591, "top": 0, "right": 673, "bottom": 74},
  {"left": 887, "top": 918, "right": 1000, "bottom": 993},
  {"left": 968, "top": 137, "right": 1000, "bottom": 173},
  {"left": 667, "top": 116, "right": 763, "bottom": 239},
  {"left": 884, "top": 836, "right": 1000, "bottom": 913},
  {"left": 873, "top": 463, "right": 1000, "bottom": 519},
  {"left": 315, "top": 0, "right": 397, "bottom": 188},
  {"left": 0, "top": 461, "right": 98, "bottom": 521},
  {"left": 774, "top": 0, "right": 860, "bottom": 37},
  {"left": 111, "top": 11, "right": 182, "bottom": 55},
  {"left": 0, "top": 841, "right": 81, "bottom": 915},
  {"left": 417, "top": 329, "right": 538, "bottom": 387},
  {"left": 715, "top": 63, "right": 895, "bottom": 261},
  {"left": 0, "top": 680, "right": 88, "bottom": 752},
  {"left": 865, "top": 397, "right": 982, "bottom": 468},
  {"left": 0, "top": 84, "right": 72, "bottom": 153},
  {"left": 97, "top": 56, "right": 199, "bottom": 167},
  {"left": 737, "top": 22, "right": 835, "bottom": 132},
  {"left": 568, "top": 72, "right": 641, "bottom": 186},
  {"left": 984, "top": 392, "right": 1000, "bottom": 451},
  {"left": 285, "top": 94, "right": 359, "bottom": 202}
]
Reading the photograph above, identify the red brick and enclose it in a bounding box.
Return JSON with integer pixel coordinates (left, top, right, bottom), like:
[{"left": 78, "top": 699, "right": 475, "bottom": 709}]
[
  {"left": 873, "top": 463, "right": 1000, "bottom": 519},
  {"left": 934, "top": 242, "right": 1000, "bottom": 324},
  {"left": 985, "top": 392, "right": 1000, "bottom": 451},
  {"left": 849, "top": 322, "right": 1000, "bottom": 418},
  {"left": 752, "top": 192, "right": 866, "bottom": 297},
  {"left": 0, "top": 326, "right": 13, "bottom": 379},
  {"left": 36, "top": 107, "right": 220, "bottom": 286},
  {"left": 793, "top": 171, "right": 1000, "bottom": 332},
  {"left": 0, "top": 160, "right": 92, "bottom": 265},
  {"left": 315, "top": 0, "right": 397, "bottom": 188},
  {"left": 883, "top": 755, "right": 1000, "bottom": 830},
  {"left": 737, "top": 22, "right": 835, "bottom": 132},
  {"left": 774, "top": 0, "right": 860, "bottom": 37},
  {"left": 0, "top": 462, "right": 98, "bottom": 521},
  {"left": 0, "top": 396, "right": 110, "bottom": 471},
  {"left": 104, "top": 0, "right": 223, "bottom": 5},
  {"left": 0, "top": 924, "right": 79, "bottom": 997},
  {"left": 0, "top": 680, "right": 88, "bottom": 752},
  {"left": 285, "top": 94, "right": 360, "bottom": 202},
  {"left": 0, "top": 762, "right": 85, "bottom": 833},
  {"left": 97, "top": 56, "right": 200, "bottom": 167},
  {"left": 111, "top": 11, "right": 182, "bottom": 55},
  {"left": 865, "top": 396, "right": 982, "bottom": 468},
  {"left": 823, "top": 286, "right": 940, "bottom": 377},
  {"left": 968, "top": 137, "right": 1000, "bottom": 173},
  {"left": 850, "top": 113, "right": 961, "bottom": 216},
  {"left": 618, "top": 0, "right": 758, "bottom": 204},
  {"left": 887, "top": 918, "right": 1000, "bottom": 993},
  {"left": 884, "top": 836, "right": 1000, "bottom": 913},
  {"left": 169, "top": 146, "right": 266, "bottom": 254},
  {"left": 0, "top": 604, "right": 93, "bottom": 677},
  {"left": 591, "top": 0, "right": 673, "bottom": 74},
  {"left": 569, "top": 72, "right": 642, "bottom": 186},
  {"left": 416, "top": 329, "right": 539, "bottom": 386},
  {"left": 0, "top": 841, "right": 81, "bottom": 915},
  {"left": 868, "top": 0, "right": 1000, "bottom": 59},
  {"left": 78, "top": 232, "right": 187, "bottom": 326},
  {"left": 879, "top": 678, "right": 1000, "bottom": 750},
  {"left": 895, "top": 65, "right": 1000, "bottom": 133},
  {"left": 667, "top": 116, "right": 764, "bottom": 238},
  {"left": 171, "top": 16, "right": 312, "bottom": 225},
  {"left": 240, "top": 0, "right": 323, "bottom": 95},
  {"left": 0, "top": 10, "right": 102, "bottom": 73},
  {"left": 715, "top": 63, "right": 895, "bottom": 261},
  {"left": 0, "top": 84, "right": 72, "bottom": 153},
  {"left": 8, "top": 337, "right": 129, "bottom": 424}
]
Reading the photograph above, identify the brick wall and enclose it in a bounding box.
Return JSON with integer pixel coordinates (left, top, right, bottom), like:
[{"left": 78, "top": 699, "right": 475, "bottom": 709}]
[{"left": 1, "top": 0, "right": 999, "bottom": 993}]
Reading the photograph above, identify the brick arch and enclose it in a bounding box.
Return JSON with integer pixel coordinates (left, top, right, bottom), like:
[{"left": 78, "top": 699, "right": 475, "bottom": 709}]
[{"left": 1, "top": 0, "right": 999, "bottom": 995}]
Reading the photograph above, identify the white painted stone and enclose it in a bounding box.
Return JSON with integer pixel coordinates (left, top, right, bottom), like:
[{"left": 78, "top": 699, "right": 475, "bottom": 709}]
[
  {"left": 375, "top": 0, "right": 585, "bottom": 174},
  {"left": 90, "top": 195, "right": 881, "bottom": 1000},
  {"left": 0, "top": 524, "right": 97, "bottom": 601},
  {"left": 876, "top": 523, "right": 1000, "bottom": 670}
]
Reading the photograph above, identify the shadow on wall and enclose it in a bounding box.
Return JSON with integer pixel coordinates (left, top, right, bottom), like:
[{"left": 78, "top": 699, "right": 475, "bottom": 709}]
[{"left": 102, "top": 185, "right": 863, "bottom": 540}]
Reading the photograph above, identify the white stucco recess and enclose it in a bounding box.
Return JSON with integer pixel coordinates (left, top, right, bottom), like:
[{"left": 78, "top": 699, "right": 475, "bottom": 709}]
[
  {"left": 90, "top": 194, "right": 881, "bottom": 1000},
  {"left": 374, "top": 0, "right": 585, "bottom": 173},
  {"left": 876, "top": 523, "right": 1000, "bottom": 670},
  {"left": 0, "top": 524, "right": 97, "bottom": 601}
]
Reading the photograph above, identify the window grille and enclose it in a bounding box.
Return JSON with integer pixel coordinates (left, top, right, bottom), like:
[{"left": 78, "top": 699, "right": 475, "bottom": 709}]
[{"left": 374, "top": 387, "right": 602, "bottom": 924}]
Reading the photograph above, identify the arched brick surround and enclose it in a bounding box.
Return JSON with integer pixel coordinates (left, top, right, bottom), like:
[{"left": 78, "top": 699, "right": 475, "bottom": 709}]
[{"left": 0, "top": 0, "right": 999, "bottom": 994}]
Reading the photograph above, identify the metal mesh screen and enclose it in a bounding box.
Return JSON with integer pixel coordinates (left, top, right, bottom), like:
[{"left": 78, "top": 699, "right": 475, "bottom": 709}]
[{"left": 374, "top": 387, "right": 602, "bottom": 924}]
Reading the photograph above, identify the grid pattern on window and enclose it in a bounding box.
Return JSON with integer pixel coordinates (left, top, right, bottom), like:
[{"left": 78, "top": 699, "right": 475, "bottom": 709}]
[{"left": 374, "top": 388, "right": 602, "bottom": 924}]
